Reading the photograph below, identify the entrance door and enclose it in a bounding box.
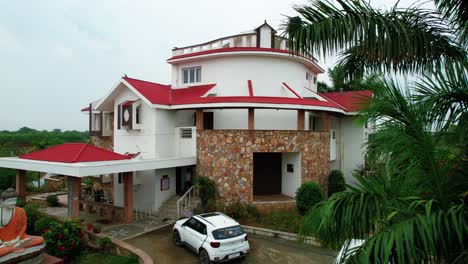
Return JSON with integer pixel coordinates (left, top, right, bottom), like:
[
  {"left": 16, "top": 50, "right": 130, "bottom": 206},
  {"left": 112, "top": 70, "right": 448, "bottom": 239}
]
[{"left": 253, "top": 153, "right": 282, "bottom": 195}]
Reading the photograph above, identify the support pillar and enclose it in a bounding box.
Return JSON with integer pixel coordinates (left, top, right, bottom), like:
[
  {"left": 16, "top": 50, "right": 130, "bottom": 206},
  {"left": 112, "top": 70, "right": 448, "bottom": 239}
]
[
  {"left": 323, "top": 112, "right": 330, "bottom": 132},
  {"left": 196, "top": 109, "right": 204, "bottom": 130},
  {"left": 67, "top": 176, "right": 81, "bottom": 218},
  {"left": 123, "top": 172, "right": 134, "bottom": 223},
  {"left": 15, "top": 169, "right": 26, "bottom": 202},
  {"left": 248, "top": 108, "right": 255, "bottom": 130},
  {"left": 297, "top": 110, "right": 305, "bottom": 131}
]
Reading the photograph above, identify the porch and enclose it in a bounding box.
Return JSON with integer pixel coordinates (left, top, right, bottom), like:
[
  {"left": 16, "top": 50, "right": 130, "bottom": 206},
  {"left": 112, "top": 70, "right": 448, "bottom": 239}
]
[{"left": 0, "top": 143, "right": 196, "bottom": 225}]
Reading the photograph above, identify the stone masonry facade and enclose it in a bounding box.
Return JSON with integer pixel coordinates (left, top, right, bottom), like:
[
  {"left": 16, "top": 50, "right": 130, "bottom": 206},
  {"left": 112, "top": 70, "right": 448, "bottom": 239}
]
[{"left": 197, "top": 130, "right": 330, "bottom": 204}]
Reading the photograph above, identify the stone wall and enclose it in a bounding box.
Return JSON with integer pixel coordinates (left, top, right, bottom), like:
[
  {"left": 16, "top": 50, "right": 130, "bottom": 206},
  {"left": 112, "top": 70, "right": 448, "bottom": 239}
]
[
  {"left": 197, "top": 130, "right": 330, "bottom": 204},
  {"left": 91, "top": 136, "right": 113, "bottom": 151}
]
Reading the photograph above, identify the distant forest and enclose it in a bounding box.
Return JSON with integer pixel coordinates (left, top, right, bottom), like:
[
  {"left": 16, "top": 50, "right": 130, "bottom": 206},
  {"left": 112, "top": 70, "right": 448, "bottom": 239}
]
[{"left": 0, "top": 127, "right": 89, "bottom": 191}]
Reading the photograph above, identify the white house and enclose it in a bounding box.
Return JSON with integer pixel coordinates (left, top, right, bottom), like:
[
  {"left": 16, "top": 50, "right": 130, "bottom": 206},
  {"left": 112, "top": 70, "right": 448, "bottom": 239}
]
[{"left": 78, "top": 21, "right": 373, "bottom": 214}]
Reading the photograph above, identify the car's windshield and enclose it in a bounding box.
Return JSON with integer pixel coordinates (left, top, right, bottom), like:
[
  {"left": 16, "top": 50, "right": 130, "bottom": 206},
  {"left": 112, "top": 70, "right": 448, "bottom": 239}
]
[{"left": 212, "top": 225, "right": 244, "bottom": 240}]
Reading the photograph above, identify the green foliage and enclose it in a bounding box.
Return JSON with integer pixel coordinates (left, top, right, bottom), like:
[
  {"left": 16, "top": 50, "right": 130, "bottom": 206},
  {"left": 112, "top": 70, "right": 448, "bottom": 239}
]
[
  {"left": 195, "top": 177, "right": 215, "bottom": 208},
  {"left": 327, "top": 170, "right": 345, "bottom": 197},
  {"left": 34, "top": 216, "right": 58, "bottom": 234},
  {"left": 97, "top": 236, "right": 113, "bottom": 251},
  {"left": 222, "top": 202, "right": 259, "bottom": 220},
  {"left": 23, "top": 203, "right": 44, "bottom": 234},
  {"left": 300, "top": 78, "right": 468, "bottom": 263},
  {"left": 0, "top": 169, "right": 15, "bottom": 192},
  {"left": 0, "top": 127, "right": 89, "bottom": 158},
  {"left": 257, "top": 210, "right": 303, "bottom": 234},
  {"left": 45, "top": 195, "right": 59, "bottom": 207},
  {"left": 285, "top": 0, "right": 466, "bottom": 79},
  {"left": 296, "top": 182, "right": 324, "bottom": 215},
  {"left": 83, "top": 178, "right": 94, "bottom": 187},
  {"left": 93, "top": 224, "right": 102, "bottom": 233},
  {"left": 42, "top": 219, "right": 85, "bottom": 259}
]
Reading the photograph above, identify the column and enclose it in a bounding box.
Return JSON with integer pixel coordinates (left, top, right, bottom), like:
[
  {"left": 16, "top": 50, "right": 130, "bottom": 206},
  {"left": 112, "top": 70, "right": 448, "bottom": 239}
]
[
  {"left": 123, "top": 172, "right": 134, "bottom": 224},
  {"left": 15, "top": 169, "right": 26, "bottom": 202},
  {"left": 67, "top": 176, "right": 81, "bottom": 218},
  {"left": 248, "top": 108, "right": 255, "bottom": 130},
  {"left": 297, "top": 110, "right": 305, "bottom": 131},
  {"left": 323, "top": 112, "right": 330, "bottom": 132},
  {"left": 196, "top": 109, "right": 204, "bottom": 130}
]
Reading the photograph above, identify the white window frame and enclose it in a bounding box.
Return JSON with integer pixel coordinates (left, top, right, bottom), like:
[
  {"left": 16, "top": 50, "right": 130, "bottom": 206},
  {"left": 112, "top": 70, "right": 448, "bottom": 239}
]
[{"left": 182, "top": 66, "right": 201, "bottom": 84}]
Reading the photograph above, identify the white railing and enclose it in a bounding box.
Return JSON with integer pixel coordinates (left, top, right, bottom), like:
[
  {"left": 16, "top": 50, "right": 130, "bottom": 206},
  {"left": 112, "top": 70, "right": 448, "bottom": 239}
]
[
  {"left": 171, "top": 33, "right": 290, "bottom": 57},
  {"left": 177, "top": 185, "right": 199, "bottom": 219}
]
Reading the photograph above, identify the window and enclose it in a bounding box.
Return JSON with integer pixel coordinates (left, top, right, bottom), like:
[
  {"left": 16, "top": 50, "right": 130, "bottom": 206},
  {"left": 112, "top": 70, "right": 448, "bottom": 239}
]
[
  {"left": 136, "top": 105, "right": 141, "bottom": 124},
  {"left": 183, "top": 67, "right": 201, "bottom": 84},
  {"left": 212, "top": 225, "right": 244, "bottom": 240},
  {"left": 184, "top": 218, "right": 207, "bottom": 235},
  {"left": 313, "top": 77, "right": 317, "bottom": 84}
]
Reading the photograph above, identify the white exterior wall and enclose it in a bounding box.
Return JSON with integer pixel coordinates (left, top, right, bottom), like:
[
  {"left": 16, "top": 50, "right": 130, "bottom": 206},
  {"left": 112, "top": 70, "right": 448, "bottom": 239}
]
[
  {"left": 342, "top": 117, "right": 365, "bottom": 185},
  {"left": 154, "top": 168, "right": 176, "bottom": 211},
  {"left": 113, "top": 89, "right": 157, "bottom": 158},
  {"left": 259, "top": 26, "right": 272, "bottom": 48},
  {"left": 113, "top": 168, "right": 176, "bottom": 211},
  {"left": 330, "top": 116, "right": 342, "bottom": 170},
  {"left": 172, "top": 56, "right": 317, "bottom": 95},
  {"left": 281, "top": 152, "right": 301, "bottom": 197}
]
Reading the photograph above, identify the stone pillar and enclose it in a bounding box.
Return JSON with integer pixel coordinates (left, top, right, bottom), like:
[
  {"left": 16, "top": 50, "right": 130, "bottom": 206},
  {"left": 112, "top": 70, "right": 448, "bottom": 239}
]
[
  {"left": 297, "top": 110, "right": 305, "bottom": 131},
  {"left": 196, "top": 109, "right": 204, "bottom": 130},
  {"left": 248, "top": 108, "right": 255, "bottom": 130},
  {"left": 67, "top": 176, "right": 81, "bottom": 218},
  {"left": 323, "top": 112, "right": 330, "bottom": 132},
  {"left": 15, "top": 169, "right": 26, "bottom": 202},
  {"left": 123, "top": 172, "right": 134, "bottom": 224}
]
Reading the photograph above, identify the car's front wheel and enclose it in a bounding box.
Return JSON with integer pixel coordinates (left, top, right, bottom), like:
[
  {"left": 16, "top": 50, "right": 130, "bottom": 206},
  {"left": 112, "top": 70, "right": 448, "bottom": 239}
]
[
  {"left": 199, "top": 249, "right": 211, "bottom": 264},
  {"left": 173, "top": 230, "right": 182, "bottom": 247}
]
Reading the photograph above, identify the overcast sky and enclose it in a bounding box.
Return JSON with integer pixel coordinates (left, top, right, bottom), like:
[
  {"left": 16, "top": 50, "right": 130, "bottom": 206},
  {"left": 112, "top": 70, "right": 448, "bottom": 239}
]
[{"left": 0, "top": 0, "right": 423, "bottom": 131}]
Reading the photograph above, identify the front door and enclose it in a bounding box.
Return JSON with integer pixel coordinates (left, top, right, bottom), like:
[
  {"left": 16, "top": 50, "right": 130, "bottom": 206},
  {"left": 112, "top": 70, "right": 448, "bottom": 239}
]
[{"left": 253, "top": 153, "right": 282, "bottom": 195}]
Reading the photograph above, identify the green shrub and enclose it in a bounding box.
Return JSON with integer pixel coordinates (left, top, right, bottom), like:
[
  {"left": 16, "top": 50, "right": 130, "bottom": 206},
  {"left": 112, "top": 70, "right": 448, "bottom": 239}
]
[
  {"left": 97, "top": 236, "right": 112, "bottom": 251},
  {"left": 258, "top": 210, "right": 303, "bottom": 233},
  {"left": 46, "top": 195, "right": 59, "bottom": 207},
  {"left": 296, "top": 182, "right": 324, "bottom": 215},
  {"left": 328, "top": 170, "right": 346, "bottom": 197},
  {"left": 43, "top": 219, "right": 85, "bottom": 259},
  {"left": 219, "top": 201, "right": 259, "bottom": 220},
  {"left": 34, "top": 216, "right": 58, "bottom": 233},
  {"left": 195, "top": 177, "right": 215, "bottom": 208},
  {"left": 23, "top": 203, "right": 44, "bottom": 234},
  {"left": 83, "top": 178, "right": 94, "bottom": 187}
]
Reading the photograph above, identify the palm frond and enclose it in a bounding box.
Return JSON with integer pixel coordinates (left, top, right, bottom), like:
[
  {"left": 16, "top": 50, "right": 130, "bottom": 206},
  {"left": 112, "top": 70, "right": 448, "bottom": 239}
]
[
  {"left": 345, "top": 201, "right": 468, "bottom": 264},
  {"left": 285, "top": 0, "right": 466, "bottom": 78}
]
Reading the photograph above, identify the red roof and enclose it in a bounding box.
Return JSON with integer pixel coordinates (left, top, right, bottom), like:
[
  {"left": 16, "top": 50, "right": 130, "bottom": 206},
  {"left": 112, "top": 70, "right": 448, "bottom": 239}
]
[
  {"left": 167, "top": 47, "right": 317, "bottom": 64},
  {"left": 320, "top": 90, "right": 373, "bottom": 112},
  {"left": 123, "top": 77, "right": 215, "bottom": 105},
  {"left": 81, "top": 106, "right": 90, "bottom": 112},
  {"left": 20, "top": 143, "right": 130, "bottom": 163}
]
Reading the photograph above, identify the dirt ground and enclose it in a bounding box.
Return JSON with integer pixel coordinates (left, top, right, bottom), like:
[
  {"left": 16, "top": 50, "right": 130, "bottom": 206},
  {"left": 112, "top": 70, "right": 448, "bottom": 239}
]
[{"left": 125, "top": 225, "right": 336, "bottom": 264}]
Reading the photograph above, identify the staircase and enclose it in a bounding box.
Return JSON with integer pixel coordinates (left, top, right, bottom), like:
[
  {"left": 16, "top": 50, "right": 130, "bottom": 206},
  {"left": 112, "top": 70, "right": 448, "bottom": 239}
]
[
  {"left": 134, "top": 195, "right": 181, "bottom": 227},
  {"left": 177, "top": 186, "right": 201, "bottom": 218}
]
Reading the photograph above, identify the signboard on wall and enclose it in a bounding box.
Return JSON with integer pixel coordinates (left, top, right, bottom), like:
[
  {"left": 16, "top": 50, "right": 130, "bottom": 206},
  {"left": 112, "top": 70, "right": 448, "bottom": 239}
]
[{"left": 161, "top": 175, "right": 170, "bottom": 191}]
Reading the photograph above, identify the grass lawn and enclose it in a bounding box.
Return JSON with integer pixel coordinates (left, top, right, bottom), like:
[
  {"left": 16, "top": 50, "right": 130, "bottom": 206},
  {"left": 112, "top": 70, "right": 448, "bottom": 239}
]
[
  {"left": 74, "top": 253, "right": 138, "bottom": 264},
  {"left": 241, "top": 210, "right": 304, "bottom": 234}
]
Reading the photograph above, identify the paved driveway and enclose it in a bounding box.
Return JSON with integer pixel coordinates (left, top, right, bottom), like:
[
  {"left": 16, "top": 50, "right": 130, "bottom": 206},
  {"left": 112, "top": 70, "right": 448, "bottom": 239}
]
[{"left": 125, "top": 225, "right": 336, "bottom": 264}]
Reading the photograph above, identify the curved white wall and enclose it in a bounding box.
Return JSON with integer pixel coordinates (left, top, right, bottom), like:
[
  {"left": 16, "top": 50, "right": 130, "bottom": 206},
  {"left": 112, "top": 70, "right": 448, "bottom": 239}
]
[{"left": 172, "top": 55, "right": 318, "bottom": 96}]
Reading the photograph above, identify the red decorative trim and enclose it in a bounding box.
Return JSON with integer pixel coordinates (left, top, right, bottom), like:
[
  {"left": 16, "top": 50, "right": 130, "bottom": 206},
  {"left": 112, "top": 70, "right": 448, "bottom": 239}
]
[
  {"left": 167, "top": 47, "right": 315, "bottom": 62},
  {"left": 282, "top": 82, "right": 302, "bottom": 99},
  {"left": 247, "top": 80, "right": 254, "bottom": 96}
]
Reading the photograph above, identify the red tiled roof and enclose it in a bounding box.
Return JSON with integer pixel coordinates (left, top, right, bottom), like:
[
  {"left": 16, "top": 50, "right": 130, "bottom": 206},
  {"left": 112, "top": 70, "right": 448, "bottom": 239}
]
[
  {"left": 81, "top": 106, "right": 90, "bottom": 112},
  {"left": 20, "top": 143, "right": 130, "bottom": 163},
  {"left": 320, "top": 90, "right": 373, "bottom": 112}
]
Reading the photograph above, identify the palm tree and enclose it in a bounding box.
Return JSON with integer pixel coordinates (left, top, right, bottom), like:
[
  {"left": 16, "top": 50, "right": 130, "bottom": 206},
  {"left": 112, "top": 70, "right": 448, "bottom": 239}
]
[
  {"left": 318, "top": 65, "right": 383, "bottom": 92},
  {"left": 286, "top": 0, "right": 467, "bottom": 79},
  {"left": 285, "top": 0, "right": 468, "bottom": 262}
]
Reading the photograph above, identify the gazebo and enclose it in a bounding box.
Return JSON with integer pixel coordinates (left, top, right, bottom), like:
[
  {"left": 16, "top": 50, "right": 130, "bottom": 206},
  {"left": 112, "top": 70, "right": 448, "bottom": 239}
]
[{"left": 0, "top": 143, "right": 195, "bottom": 223}]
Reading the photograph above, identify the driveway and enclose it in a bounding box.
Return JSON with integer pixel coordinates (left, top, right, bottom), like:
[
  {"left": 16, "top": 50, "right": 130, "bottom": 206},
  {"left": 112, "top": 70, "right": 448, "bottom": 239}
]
[{"left": 125, "top": 225, "right": 336, "bottom": 264}]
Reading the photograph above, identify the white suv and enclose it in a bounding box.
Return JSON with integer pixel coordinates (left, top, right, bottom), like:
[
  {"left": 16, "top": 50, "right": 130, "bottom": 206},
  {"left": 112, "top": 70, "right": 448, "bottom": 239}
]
[{"left": 173, "top": 212, "right": 250, "bottom": 263}]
